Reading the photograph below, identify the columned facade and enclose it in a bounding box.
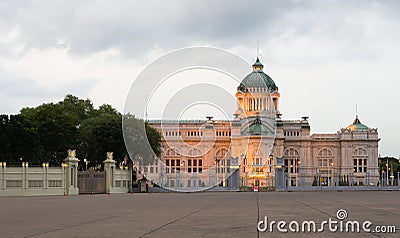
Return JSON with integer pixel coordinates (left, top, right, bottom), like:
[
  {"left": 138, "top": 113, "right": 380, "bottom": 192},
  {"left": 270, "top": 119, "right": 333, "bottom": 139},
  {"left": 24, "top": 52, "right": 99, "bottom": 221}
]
[{"left": 149, "top": 57, "right": 380, "bottom": 188}]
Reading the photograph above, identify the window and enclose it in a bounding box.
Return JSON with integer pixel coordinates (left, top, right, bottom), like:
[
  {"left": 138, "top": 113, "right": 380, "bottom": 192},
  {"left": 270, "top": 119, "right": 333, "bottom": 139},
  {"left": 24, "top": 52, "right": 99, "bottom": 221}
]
[
  {"left": 318, "top": 148, "right": 333, "bottom": 157},
  {"left": 353, "top": 159, "right": 367, "bottom": 173},
  {"left": 165, "top": 148, "right": 179, "bottom": 157},
  {"left": 284, "top": 148, "right": 300, "bottom": 174},
  {"left": 189, "top": 149, "right": 201, "bottom": 157},
  {"left": 254, "top": 158, "right": 262, "bottom": 165},
  {"left": 352, "top": 148, "right": 368, "bottom": 173}
]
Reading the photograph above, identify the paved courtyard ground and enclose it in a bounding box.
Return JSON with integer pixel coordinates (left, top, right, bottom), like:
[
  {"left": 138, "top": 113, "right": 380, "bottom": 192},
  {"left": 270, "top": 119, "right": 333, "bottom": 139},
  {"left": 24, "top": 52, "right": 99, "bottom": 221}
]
[{"left": 0, "top": 191, "right": 399, "bottom": 238}]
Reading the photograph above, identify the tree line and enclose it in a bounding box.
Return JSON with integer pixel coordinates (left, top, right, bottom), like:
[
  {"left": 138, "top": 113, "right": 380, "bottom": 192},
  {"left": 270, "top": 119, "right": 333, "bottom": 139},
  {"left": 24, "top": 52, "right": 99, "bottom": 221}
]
[{"left": 0, "top": 94, "right": 161, "bottom": 168}]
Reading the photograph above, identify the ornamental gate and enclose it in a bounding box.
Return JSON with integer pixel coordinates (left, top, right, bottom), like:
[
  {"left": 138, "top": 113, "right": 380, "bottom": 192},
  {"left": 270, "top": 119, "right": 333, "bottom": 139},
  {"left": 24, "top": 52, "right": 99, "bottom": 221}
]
[{"left": 77, "top": 170, "right": 106, "bottom": 194}]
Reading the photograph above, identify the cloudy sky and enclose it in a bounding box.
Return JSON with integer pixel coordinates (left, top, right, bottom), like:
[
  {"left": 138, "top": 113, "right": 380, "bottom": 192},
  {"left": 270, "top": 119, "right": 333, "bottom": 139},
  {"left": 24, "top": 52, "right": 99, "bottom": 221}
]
[{"left": 1, "top": 0, "right": 399, "bottom": 156}]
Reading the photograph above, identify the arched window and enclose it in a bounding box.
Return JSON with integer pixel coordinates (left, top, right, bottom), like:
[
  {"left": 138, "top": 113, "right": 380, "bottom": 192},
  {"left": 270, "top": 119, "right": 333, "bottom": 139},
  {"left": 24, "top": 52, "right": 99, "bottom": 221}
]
[
  {"left": 353, "top": 147, "right": 368, "bottom": 173},
  {"left": 216, "top": 148, "right": 230, "bottom": 174},
  {"left": 353, "top": 148, "right": 368, "bottom": 157},
  {"left": 188, "top": 148, "right": 201, "bottom": 157},
  {"left": 284, "top": 148, "right": 299, "bottom": 157},
  {"left": 317, "top": 148, "right": 333, "bottom": 158},
  {"left": 316, "top": 148, "right": 334, "bottom": 172},
  {"left": 216, "top": 148, "right": 229, "bottom": 159},
  {"left": 165, "top": 148, "right": 179, "bottom": 157},
  {"left": 284, "top": 148, "right": 300, "bottom": 174}
]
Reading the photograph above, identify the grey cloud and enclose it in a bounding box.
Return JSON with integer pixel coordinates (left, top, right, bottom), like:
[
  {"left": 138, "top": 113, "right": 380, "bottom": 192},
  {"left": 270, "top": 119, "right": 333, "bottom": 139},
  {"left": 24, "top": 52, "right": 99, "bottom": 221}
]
[
  {"left": 0, "top": 68, "right": 97, "bottom": 113},
  {"left": 0, "top": 0, "right": 396, "bottom": 62},
  {"left": 0, "top": 1, "right": 307, "bottom": 58}
]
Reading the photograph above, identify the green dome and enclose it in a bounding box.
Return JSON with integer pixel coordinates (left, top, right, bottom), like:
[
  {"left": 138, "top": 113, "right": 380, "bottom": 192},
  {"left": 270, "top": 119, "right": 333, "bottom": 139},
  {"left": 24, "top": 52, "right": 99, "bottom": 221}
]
[
  {"left": 238, "top": 58, "right": 278, "bottom": 92},
  {"left": 346, "top": 116, "right": 369, "bottom": 131},
  {"left": 243, "top": 117, "right": 273, "bottom": 135}
]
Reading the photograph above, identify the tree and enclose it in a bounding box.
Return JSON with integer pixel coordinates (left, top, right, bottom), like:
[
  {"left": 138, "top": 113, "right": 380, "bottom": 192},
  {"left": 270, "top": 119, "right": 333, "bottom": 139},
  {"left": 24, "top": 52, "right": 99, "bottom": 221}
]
[
  {"left": 379, "top": 156, "right": 399, "bottom": 179},
  {"left": 20, "top": 102, "right": 81, "bottom": 165},
  {"left": 122, "top": 114, "right": 162, "bottom": 166},
  {"left": 80, "top": 105, "right": 127, "bottom": 167},
  {"left": 0, "top": 114, "right": 39, "bottom": 165},
  {"left": 0, "top": 95, "right": 162, "bottom": 168}
]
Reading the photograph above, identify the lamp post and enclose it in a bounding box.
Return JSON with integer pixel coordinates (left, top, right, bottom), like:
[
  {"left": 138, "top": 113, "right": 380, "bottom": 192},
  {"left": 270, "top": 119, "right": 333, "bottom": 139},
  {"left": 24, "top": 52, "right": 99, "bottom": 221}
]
[
  {"left": 83, "top": 159, "right": 89, "bottom": 171},
  {"left": 180, "top": 159, "right": 185, "bottom": 187},
  {"left": 297, "top": 159, "right": 301, "bottom": 187},
  {"left": 386, "top": 159, "right": 389, "bottom": 186},
  {"left": 330, "top": 162, "right": 334, "bottom": 186},
  {"left": 214, "top": 157, "right": 219, "bottom": 187},
  {"left": 389, "top": 163, "right": 394, "bottom": 186},
  {"left": 398, "top": 171, "right": 400, "bottom": 187}
]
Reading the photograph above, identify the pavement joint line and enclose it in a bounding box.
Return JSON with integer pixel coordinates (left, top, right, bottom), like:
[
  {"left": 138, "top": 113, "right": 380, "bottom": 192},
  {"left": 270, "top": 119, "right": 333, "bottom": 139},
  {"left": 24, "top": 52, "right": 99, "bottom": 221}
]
[
  {"left": 288, "top": 197, "right": 334, "bottom": 218},
  {"left": 24, "top": 212, "right": 133, "bottom": 238},
  {"left": 137, "top": 202, "right": 219, "bottom": 238},
  {"left": 288, "top": 197, "right": 382, "bottom": 238},
  {"left": 329, "top": 198, "right": 400, "bottom": 216},
  {"left": 325, "top": 198, "right": 400, "bottom": 237},
  {"left": 256, "top": 192, "right": 260, "bottom": 238}
]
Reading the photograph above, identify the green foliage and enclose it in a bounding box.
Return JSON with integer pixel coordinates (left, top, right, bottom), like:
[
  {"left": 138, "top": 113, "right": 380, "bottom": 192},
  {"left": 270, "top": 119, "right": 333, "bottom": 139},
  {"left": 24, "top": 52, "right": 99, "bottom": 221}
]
[
  {"left": 122, "top": 114, "right": 162, "bottom": 166},
  {"left": 378, "top": 156, "right": 399, "bottom": 177},
  {"left": 0, "top": 95, "right": 161, "bottom": 168}
]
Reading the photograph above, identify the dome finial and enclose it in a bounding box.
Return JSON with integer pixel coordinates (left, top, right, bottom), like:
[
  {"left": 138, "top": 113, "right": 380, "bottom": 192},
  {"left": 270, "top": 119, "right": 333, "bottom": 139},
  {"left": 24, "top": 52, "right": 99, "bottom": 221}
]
[
  {"left": 252, "top": 40, "right": 263, "bottom": 71},
  {"left": 252, "top": 56, "right": 263, "bottom": 71},
  {"left": 257, "top": 40, "right": 260, "bottom": 58},
  {"left": 356, "top": 104, "right": 358, "bottom": 118},
  {"left": 346, "top": 114, "right": 368, "bottom": 131}
]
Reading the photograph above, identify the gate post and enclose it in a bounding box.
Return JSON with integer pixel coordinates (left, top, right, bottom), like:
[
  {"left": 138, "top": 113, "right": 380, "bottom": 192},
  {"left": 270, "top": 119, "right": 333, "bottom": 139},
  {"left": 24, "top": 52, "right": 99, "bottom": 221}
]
[
  {"left": 65, "top": 149, "right": 79, "bottom": 195},
  {"left": 104, "top": 152, "right": 116, "bottom": 194},
  {"left": 275, "top": 157, "right": 286, "bottom": 190}
]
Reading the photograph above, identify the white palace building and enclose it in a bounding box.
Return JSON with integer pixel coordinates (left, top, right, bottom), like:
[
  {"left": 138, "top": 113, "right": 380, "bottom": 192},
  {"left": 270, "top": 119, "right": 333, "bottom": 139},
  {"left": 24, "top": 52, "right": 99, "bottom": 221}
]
[{"left": 148, "top": 57, "right": 380, "bottom": 189}]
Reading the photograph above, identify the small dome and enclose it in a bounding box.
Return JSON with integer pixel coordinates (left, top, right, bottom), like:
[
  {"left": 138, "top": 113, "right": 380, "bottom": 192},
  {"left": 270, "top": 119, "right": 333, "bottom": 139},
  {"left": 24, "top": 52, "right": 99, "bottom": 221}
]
[
  {"left": 243, "top": 117, "right": 273, "bottom": 135},
  {"left": 238, "top": 58, "right": 278, "bottom": 92},
  {"left": 346, "top": 116, "right": 369, "bottom": 131}
]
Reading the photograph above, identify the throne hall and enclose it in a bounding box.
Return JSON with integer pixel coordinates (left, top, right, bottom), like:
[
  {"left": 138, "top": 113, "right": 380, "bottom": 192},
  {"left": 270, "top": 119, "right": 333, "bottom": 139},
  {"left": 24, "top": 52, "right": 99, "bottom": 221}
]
[{"left": 148, "top": 57, "right": 380, "bottom": 188}]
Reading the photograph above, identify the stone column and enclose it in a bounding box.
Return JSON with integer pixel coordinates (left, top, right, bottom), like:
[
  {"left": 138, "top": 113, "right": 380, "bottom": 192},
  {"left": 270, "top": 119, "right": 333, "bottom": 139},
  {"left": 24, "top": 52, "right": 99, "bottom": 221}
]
[
  {"left": 104, "top": 152, "right": 116, "bottom": 194},
  {"left": 65, "top": 149, "right": 79, "bottom": 195}
]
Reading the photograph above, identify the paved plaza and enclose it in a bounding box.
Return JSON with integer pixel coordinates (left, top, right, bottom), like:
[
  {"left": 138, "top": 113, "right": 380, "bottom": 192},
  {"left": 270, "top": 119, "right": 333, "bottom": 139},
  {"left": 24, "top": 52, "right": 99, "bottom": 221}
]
[{"left": 0, "top": 191, "right": 399, "bottom": 237}]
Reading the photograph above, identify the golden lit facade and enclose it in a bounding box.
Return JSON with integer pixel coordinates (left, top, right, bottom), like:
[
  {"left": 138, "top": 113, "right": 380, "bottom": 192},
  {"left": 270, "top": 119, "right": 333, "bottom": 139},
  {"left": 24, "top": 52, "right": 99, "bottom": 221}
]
[{"left": 149, "top": 58, "right": 380, "bottom": 187}]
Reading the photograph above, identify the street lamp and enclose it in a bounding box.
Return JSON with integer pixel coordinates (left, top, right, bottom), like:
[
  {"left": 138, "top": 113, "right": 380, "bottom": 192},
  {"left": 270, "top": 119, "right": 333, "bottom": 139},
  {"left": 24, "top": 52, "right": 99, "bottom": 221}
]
[
  {"left": 266, "top": 155, "right": 273, "bottom": 187},
  {"left": 215, "top": 157, "right": 219, "bottom": 187},
  {"left": 398, "top": 158, "right": 400, "bottom": 186},
  {"left": 83, "top": 159, "right": 89, "bottom": 171},
  {"left": 180, "top": 159, "right": 186, "bottom": 187},
  {"left": 386, "top": 159, "right": 389, "bottom": 186},
  {"left": 330, "top": 162, "right": 334, "bottom": 186}
]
